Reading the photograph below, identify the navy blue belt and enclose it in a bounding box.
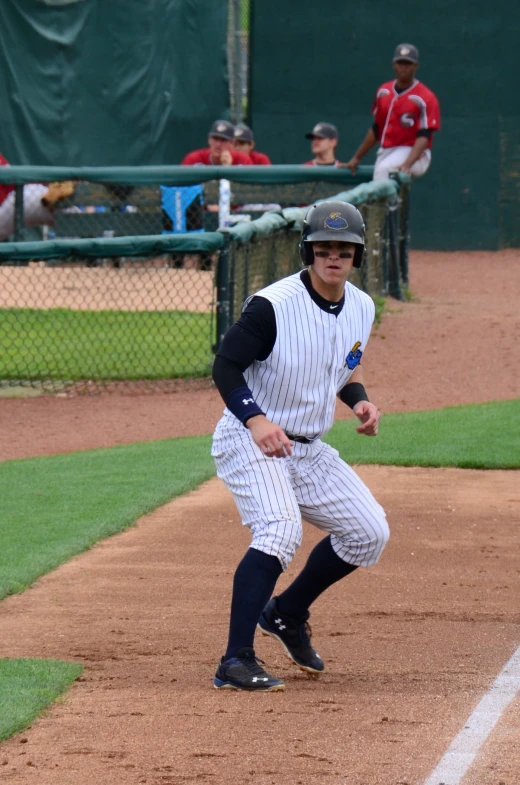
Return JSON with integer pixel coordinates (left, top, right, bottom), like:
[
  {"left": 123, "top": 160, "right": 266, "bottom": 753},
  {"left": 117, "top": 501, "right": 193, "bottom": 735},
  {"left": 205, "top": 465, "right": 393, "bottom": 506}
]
[{"left": 285, "top": 432, "right": 311, "bottom": 444}]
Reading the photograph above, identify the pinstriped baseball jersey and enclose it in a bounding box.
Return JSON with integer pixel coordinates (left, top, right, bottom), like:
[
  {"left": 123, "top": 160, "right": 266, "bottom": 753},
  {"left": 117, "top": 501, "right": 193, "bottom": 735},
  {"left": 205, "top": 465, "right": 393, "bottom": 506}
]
[
  {"left": 212, "top": 268, "right": 388, "bottom": 571},
  {"left": 237, "top": 272, "right": 374, "bottom": 440}
]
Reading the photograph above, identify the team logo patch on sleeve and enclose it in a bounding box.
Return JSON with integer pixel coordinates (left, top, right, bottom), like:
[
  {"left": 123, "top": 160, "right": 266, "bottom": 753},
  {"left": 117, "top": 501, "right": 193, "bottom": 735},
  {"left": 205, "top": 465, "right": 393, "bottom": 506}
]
[
  {"left": 346, "top": 341, "right": 363, "bottom": 369},
  {"left": 324, "top": 212, "right": 348, "bottom": 230}
]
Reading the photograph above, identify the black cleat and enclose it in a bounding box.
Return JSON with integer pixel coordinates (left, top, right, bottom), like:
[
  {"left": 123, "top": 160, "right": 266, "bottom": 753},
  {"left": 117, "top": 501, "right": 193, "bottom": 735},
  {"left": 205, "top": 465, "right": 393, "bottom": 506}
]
[
  {"left": 258, "top": 598, "right": 325, "bottom": 674},
  {"left": 213, "top": 647, "right": 285, "bottom": 691}
]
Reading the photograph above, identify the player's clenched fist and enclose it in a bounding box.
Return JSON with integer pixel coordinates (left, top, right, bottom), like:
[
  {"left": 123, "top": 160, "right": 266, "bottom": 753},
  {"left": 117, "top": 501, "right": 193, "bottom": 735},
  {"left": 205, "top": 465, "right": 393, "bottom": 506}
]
[
  {"left": 220, "top": 148, "right": 233, "bottom": 166},
  {"left": 246, "top": 414, "right": 293, "bottom": 457},
  {"left": 353, "top": 401, "right": 381, "bottom": 436}
]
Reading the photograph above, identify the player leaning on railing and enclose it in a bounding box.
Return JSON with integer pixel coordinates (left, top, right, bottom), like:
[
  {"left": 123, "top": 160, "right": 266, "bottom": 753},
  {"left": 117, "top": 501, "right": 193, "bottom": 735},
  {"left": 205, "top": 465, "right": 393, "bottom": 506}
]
[{"left": 342, "top": 43, "right": 441, "bottom": 181}]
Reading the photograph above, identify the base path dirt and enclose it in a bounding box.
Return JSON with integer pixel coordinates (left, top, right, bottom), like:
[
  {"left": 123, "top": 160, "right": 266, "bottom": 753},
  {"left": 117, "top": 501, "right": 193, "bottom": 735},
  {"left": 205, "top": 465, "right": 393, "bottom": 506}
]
[
  {"left": 0, "top": 470, "right": 518, "bottom": 785},
  {"left": 0, "top": 250, "right": 519, "bottom": 784}
]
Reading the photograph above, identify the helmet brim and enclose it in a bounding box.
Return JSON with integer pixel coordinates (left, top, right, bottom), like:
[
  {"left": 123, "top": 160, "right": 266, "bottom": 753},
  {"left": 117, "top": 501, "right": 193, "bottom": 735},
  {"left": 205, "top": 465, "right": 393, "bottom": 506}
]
[{"left": 305, "top": 229, "right": 364, "bottom": 244}]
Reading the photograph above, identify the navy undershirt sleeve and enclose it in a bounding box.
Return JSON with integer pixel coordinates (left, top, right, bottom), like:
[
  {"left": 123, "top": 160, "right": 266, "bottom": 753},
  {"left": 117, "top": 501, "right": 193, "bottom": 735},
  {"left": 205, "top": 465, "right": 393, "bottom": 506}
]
[{"left": 212, "top": 296, "right": 277, "bottom": 422}]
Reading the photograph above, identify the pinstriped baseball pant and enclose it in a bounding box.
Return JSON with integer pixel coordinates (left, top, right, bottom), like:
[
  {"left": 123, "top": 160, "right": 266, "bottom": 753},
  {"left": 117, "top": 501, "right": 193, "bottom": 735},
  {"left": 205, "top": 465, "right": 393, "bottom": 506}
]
[{"left": 212, "top": 426, "right": 389, "bottom": 571}]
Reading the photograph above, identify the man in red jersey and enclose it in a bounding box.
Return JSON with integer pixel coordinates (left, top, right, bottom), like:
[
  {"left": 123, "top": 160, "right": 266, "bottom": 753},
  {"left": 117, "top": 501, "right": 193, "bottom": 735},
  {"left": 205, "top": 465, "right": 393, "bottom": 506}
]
[
  {"left": 181, "top": 120, "right": 252, "bottom": 166},
  {"left": 303, "top": 123, "right": 341, "bottom": 167},
  {"left": 342, "top": 44, "right": 441, "bottom": 180},
  {"left": 233, "top": 125, "right": 271, "bottom": 165}
]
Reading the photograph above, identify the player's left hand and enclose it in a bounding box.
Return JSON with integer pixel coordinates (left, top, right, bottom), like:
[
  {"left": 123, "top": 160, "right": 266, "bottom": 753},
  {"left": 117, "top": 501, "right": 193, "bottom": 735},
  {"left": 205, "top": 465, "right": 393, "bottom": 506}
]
[
  {"left": 352, "top": 401, "right": 380, "bottom": 436},
  {"left": 396, "top": 162, "right": 412, "bottom": 174}
]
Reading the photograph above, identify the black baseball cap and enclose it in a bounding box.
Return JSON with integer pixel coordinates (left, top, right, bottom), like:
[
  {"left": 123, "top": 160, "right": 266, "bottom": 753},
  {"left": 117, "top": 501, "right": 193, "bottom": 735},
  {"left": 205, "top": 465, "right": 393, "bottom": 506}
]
[
  {"left": 209, "top": 120, "right": 235, "bottom": 141},
  {"left": 234, "top": 125, "right": 254, "bottom": 143},
  {"left": 305, "top": 122, "right": 338, "bottom": 140},
  {"left": 392, "top": 43, "right": 419, "bottom": 63}
]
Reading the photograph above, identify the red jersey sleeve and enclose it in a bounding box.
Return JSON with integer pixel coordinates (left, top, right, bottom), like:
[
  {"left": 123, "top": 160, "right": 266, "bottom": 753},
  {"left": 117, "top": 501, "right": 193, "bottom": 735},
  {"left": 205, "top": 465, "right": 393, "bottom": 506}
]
[
  {"left": 230, "top": 150, "right": 253, "bottom": 165},
  {"left": 181, "top": 149, "right": 211, "bottom": 165},
  {"left": 250, "top": 151, "right": 271, "bottom": 165},
  {"left": 181, "top": 148, "right": 254, "bottom": 165},
  {"left": 371, "top": 83, "right": 393, "bottom": 140},
  {"left": 423, "top": 90, "right": 441, "bottom": 132}
]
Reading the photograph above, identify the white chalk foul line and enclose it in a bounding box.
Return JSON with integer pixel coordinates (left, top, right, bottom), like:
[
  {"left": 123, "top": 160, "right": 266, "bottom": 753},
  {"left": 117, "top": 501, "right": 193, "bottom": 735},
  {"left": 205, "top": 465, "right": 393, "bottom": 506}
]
[{"left": 423, "top": 644, "right": 520, "bottom": 785}]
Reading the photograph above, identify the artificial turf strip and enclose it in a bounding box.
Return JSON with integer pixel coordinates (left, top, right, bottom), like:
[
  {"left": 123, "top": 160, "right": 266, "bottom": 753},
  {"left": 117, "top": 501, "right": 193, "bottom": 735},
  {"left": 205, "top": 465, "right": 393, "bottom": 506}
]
[
  {"left": 0, "top": 308, "right": 213, "bottom": 380},
  {"left": 326, "top": 399, "right": 520, "bottom": 470},
  {"left": 0, "top": 435, "right": 214, "bottom": 600},
  {"left": 0, "top": 658, "right": 83, "bottom": 742}
]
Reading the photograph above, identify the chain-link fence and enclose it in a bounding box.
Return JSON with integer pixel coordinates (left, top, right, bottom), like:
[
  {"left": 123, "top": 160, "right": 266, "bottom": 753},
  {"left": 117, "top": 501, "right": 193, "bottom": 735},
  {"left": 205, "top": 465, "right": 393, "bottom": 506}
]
[
  {"left": 219, "top": 182, "right": 409, "bottom": 344},
  {"left": 0, "top": 235, "right": 222, "bottom": 395},
  {"left": 1, "top": 181, "right": 207, "bottom": 242},
  {"left": 0, "top": 166, "right": 379, "bottom": 243},
  {"left": 0, "top": 170, "right": 410, "bottom": 395}
]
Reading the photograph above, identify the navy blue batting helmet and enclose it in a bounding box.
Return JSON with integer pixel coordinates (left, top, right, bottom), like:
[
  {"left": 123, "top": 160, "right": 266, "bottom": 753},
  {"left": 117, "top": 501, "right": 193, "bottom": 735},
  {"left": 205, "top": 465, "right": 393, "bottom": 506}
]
[{"left": 299, "top": 201, "right": 365, "bottom": 268}]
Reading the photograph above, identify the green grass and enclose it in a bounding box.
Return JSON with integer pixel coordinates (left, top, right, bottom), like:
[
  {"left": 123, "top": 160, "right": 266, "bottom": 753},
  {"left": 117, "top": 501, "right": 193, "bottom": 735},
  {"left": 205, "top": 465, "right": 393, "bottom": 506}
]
[
  {"left": 1, "top": 401, "right": 517, "bottom": 603},
  {"left": 0, "top": 308, "right": 213, "bottom": 380},
  {"left": 0, "top": 435, "right": 213, "bottom": 599},
  {"left": 241, "top": 0, "right": 249, "bottom": 29},
  {"left": 373, "top": 295, "right": 386, "bottom": 324},
  {"left": 326, "top": 399, "right": 520, "bottom": 469},
  {"left": 0, "top": 659, "right": 83, "bottom": 742}
]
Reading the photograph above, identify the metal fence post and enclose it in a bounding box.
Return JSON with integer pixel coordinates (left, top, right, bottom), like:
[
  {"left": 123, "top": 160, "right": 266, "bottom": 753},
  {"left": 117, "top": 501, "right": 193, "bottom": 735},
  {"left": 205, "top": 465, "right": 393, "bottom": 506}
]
[
  {"left": 14, "top": 184, "right": 24, "bottom": 241},
  {"left": 229, "top": 0, "right": 244, "bottom": 124},
  {"left": 398, "top": 182, "right": 411, "bottom": 287},
  {"left": 215, "top": 232, "right": 233, "bottom": 352},
  {"left": 218, "top": 178, "right": 231, "bottom": 229},
  {"left": 387, "top": 197, "right": 404, "bottom": 300},
  {"left": 362, "top": 201, "right": 386, "bottom": 298}
]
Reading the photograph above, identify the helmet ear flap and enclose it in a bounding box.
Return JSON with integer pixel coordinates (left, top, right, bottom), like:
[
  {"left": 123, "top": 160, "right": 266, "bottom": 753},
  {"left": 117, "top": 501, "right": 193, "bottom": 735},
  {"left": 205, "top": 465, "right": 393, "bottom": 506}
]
[
  {"left": 353, "top": 245, "right": 364, "bottom": 268},
  {"left": 299, "top": 218, "right": 315, "bottom": 265},
  {"left": 299, "top": 239, "right": 314, "bottom": 266}
]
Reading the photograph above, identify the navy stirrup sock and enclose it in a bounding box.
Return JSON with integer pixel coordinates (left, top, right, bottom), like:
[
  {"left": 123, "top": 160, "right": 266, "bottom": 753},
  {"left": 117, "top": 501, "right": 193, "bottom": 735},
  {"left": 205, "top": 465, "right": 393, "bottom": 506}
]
[
  {"left": 225, "top": 548, "right": 283, "bottom": 659},
  {"left": 276, "top": 535, "right": 357, "bottom": 620}
]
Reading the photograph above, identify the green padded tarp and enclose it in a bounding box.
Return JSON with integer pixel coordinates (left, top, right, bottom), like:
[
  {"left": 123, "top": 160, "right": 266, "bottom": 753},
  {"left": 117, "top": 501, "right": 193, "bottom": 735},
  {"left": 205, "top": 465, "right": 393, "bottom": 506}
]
[
  {"left": 0, "top": 0, "right": 229, "bottom": 167},
  {"left": 0, "top": 233, "right": 224, "bottom": 262}
]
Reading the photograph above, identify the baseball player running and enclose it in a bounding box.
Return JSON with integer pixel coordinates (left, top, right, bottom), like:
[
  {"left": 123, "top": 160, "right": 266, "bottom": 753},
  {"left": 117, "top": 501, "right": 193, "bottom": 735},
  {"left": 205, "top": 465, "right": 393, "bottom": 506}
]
[
  {"left": 211, "top": 201, "right": 389, "bottom": 691},
  {"left": 342, "top": 43, "right": 441, "bottom": 180}
]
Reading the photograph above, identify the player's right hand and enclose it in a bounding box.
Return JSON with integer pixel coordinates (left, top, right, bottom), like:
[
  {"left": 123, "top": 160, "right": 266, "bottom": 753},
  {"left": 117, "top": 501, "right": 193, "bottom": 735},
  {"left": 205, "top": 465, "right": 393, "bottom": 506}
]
[
  {"left": 339, "top": 158, "right": 359, "bottom": 175},
  {"left": 246, "top": 415, "right": 293, "bottom": 458}
]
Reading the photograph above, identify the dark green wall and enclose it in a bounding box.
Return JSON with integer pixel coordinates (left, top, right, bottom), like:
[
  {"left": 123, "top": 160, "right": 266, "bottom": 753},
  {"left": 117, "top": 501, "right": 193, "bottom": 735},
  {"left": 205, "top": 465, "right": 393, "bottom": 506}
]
[
  {"left": 0, "top": 0, "right": 229, "bottom": 166},
  {"left": 249, "top": 1, "right": 519, "bottom": 249}
]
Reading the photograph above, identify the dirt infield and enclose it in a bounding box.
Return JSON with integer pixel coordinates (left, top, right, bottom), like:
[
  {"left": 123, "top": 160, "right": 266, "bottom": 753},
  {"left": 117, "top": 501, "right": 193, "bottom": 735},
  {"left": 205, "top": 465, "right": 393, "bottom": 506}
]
[
  {"left": 0, "top": 250, "right": 519, "bottom": 784},
  {"left": 0, "top": 264, "right": 215, "bottom": 312}
]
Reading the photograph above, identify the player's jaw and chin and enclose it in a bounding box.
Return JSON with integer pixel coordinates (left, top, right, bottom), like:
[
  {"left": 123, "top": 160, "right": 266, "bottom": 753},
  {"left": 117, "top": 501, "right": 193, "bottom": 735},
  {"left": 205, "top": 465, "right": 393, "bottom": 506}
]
[{"left": 308, "top": 241, "right": 355, "bottom": 298}]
